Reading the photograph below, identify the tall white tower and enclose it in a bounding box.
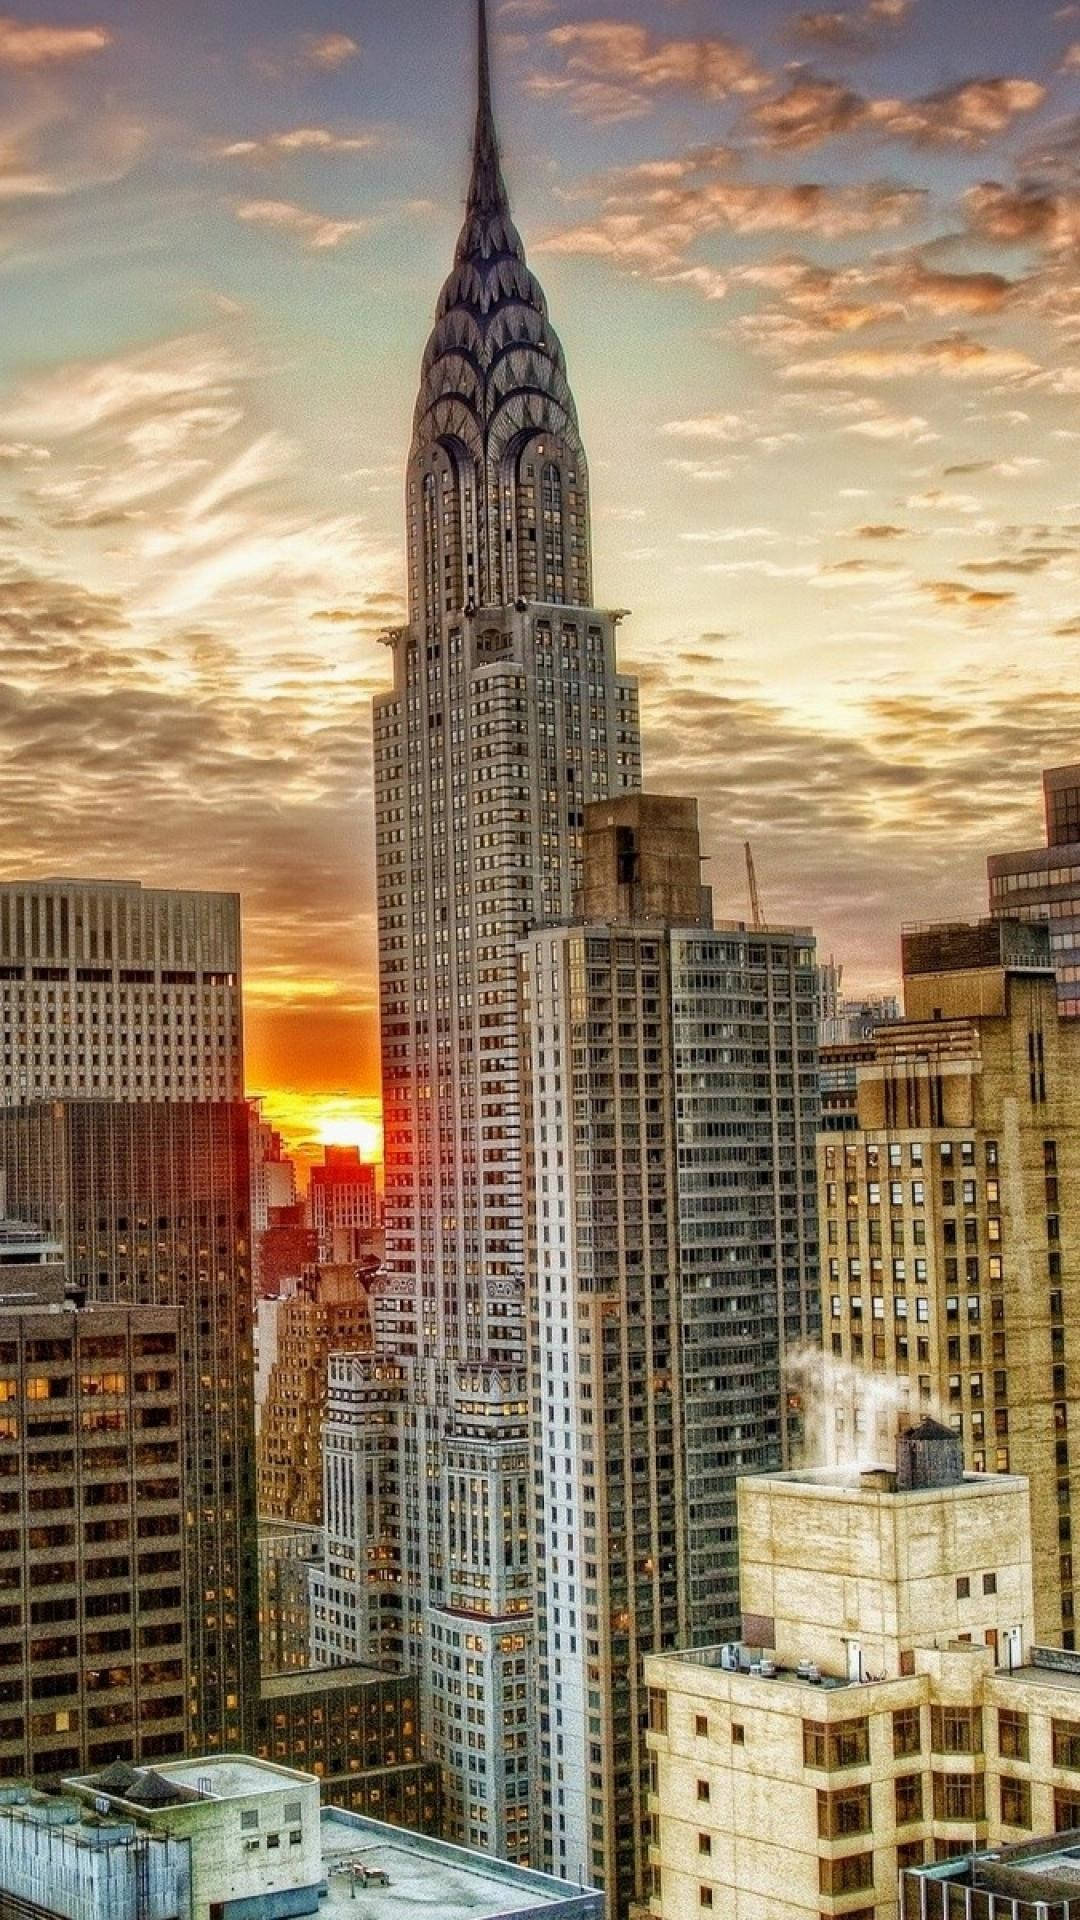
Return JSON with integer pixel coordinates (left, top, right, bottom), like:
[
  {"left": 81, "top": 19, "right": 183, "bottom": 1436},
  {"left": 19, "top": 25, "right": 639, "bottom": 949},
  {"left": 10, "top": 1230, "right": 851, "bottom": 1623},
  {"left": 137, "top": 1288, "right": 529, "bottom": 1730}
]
[{"left": 317, "top": 0, "right": 642, "bottom": 1861}]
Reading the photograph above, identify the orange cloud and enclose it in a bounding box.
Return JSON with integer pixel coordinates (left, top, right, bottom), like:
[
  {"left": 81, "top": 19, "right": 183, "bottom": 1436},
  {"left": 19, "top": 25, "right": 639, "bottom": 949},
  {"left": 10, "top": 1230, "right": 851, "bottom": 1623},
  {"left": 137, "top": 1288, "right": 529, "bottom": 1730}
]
[
  {"left": 751, "top": 73, "right": 1046, "bottom": 151},
  {"left": 0, "top": 14, "right": 109, "bottom": 64},
  {"left": 529, "top": 19, "right": 769, "bottom": 119}
]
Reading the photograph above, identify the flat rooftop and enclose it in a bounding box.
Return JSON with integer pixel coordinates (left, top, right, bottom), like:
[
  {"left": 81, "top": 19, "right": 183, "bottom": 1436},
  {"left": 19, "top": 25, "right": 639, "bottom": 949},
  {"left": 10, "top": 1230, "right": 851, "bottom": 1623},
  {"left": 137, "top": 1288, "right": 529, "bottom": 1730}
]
[
  {"left": 319, "top": 1811, "right": 600, "bottom": 1920},
  {"left": 155, "top": 1758, "right": 307, "bottom": 1801},
  {"left": 260, "top": 1663, "right": 396, "bottom": 1699},
  {"left": 910, "top": 1831, "right": 1080, "bottom": 1908}
]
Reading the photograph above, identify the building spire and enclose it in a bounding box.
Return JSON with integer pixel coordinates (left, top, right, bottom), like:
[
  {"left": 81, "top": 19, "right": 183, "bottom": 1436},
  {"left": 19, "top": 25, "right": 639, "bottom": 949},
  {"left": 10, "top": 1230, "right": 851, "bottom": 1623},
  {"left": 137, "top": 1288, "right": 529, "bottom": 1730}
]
[{"left": 467, "top": 0, "right": 509, "bottom": 222}]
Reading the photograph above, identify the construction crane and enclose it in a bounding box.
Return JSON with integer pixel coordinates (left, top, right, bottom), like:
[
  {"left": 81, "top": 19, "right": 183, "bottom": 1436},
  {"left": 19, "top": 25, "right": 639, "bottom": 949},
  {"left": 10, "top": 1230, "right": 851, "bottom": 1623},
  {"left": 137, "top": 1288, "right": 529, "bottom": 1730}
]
[{"left": 744, "top": 842, "right": 763, "bottom": 931}]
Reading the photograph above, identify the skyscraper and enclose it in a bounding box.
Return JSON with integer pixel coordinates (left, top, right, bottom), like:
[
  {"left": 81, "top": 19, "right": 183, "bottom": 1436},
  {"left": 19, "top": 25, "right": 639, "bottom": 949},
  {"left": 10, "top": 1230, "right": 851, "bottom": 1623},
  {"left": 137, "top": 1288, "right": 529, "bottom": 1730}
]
[
  {"left": 0, "top": 876, "right": 257, "bottom": 1755},
  {"left": 520, "top": 794, "right": 819, "bottom": 1912},
  {"left": 0, "top": 1098, "right": 258, "bottom": 1754},
  {"left": 0, "top": 878, "right": 242, "bottom": 1102},
  {"left": 0, "top": 1244, "right": 188, "bottom": 1787},
  {"left": 348, "top": 0, "right": 641, "bottom": 1859},
  {"left": 989, "top": 763, "right": 1080, "bottom": 1018}
]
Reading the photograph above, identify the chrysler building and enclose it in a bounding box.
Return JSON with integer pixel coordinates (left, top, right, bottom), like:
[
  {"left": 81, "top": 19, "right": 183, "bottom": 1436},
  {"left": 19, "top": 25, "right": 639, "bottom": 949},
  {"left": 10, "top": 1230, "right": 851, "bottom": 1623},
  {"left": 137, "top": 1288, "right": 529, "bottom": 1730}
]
[{"left": 313, "top": 0, "right": 641, "bottom": 1861}]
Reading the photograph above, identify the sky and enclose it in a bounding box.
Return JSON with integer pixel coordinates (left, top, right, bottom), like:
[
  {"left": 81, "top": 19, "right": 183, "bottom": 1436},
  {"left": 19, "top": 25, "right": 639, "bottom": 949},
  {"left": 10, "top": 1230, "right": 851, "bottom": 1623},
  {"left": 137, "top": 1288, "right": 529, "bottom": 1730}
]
[{"left": 0, "top": 0, "right": 1077, "bottom": 1167}]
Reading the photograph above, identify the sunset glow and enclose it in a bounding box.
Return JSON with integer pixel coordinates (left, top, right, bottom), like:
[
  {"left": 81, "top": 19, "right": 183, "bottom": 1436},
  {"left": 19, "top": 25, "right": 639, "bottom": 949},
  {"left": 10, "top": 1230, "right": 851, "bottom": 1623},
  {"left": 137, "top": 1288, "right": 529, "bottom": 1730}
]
[{"left": 0, "top": 1, "right": 1077, "bottom": 1172}]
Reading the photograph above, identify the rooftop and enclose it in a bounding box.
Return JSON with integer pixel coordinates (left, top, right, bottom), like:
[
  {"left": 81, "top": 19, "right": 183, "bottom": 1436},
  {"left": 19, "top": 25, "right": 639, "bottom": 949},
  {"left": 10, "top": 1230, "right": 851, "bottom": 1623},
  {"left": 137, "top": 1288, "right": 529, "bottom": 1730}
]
[
  {"left": 69, "top": 1755, "right": 314, "bottom": 1811},
  {"left": 908, "top": 1830, "right": 1080, "bottom": 1910},
  {"left": 318, "top": 1810, "right": 600, "bottom": 1920}
]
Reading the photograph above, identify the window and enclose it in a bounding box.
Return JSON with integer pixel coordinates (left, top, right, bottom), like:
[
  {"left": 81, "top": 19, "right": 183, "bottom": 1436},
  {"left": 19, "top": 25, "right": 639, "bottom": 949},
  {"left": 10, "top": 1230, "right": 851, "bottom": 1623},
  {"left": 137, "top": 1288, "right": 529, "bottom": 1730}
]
[
  {"left": 931, "top": 1706, "right": 982, "bottom": 1754},
  {"left": 1000, "top": 1776, "right": 1031, "bottom": 1828},
  {"left": 731, "top": 1723, "right": 745, "bottom": 1746},
  {"left": 894, "top": 1774, "right": 923, "bottom": 1825},
  {"left": 897, "top": 1840, "right": 925, "bottom": 1872},
  {"left": 819, "top": 1852, "right": 873, "bottom": 1895},
  {"left": 648, "top": 1689, "right": 667, "bottom": 1735},
  {"left": 956, "top": 1577, "right": 970, "bottom": 1599},
  {"left": 699, "top": 1890, "right": 713, "bottom": 1911},
  {"left": 1053, "top": 1720, "right": 1080, "bottom": 1770},
  {"left": 696, "top": 1779, "right": 710, "bottom": 1803},
  {"left": 817, "top": 1786, "right": 871, "bottom": 1838},
  {"left": 933, "top": 1773, "right": 985, "bottom": 1822},
  {"left": 803, "top": 1718, "right": 869, "bottom": 1769},
  {"left": 240, "top": 1810, "right": 259, "bottom": 1832},
  {"left": 998, "top": 1709, "right": 1029, "bottom": 1761},
  {"left": 695, "top": 1714, "right": 709, "bottom": 1738},
  {"left": 698, "top": 1833, "right": 712, "bottom": 1856},
  {"left": 983, "top": 1572, "right": 997, "bottom": 1595},
  {"left": 1055, "top": 1788, "right": 1080, "bottom": 1832}
]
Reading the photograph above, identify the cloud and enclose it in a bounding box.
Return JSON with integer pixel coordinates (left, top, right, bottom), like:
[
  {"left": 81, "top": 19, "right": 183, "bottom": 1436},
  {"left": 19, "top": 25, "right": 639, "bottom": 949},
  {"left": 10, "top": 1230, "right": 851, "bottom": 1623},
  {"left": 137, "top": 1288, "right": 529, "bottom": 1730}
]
[
  {"left": 219, "top": 127, "right": 380, "bottom": 160},
  {"left": 0, "top": 14, "right": 109, "bottom": 65},
  {"left": 661, "top": 412, "right": 749, "bottom": 443},
  {"left": 964, "top": 180, "right": 1080, "bottom": 253},
  {"left": 0, "top": 334, "right": 246, "bottom": 442},
  {"left": 235, "top": 199, "right": 371, "bottom": 249},
  {"left": 641, "top": 667, "right": 1080, "bottom": 993},
  {"left": 1063, "top": 42, "right": 1080, "bottom": 71},
  {"left": 539, "top": 170, "right": 926, "bottom": 282},
  {"left": 843, "top": 411, "right": 934, "bottom": 439},
  {"left": 852, "top": 522, "right": 908, "bottom": 537},
  {"left": 790, "top": 0, "right": 914, "bottom": 50},
  {"left": 0, "top": 101, "right": 146, "bottom": 201},
  {"left": 750, "top": 73, "right": 1046, "bottom": 152},
  {"left": 302, "top": 32, "right": 360, "bottom": 69},
  {"left": 783, "top": 332, "right": 1039, "bottom": 382},
  {"left": 921, "top": 579, "right": 1015, "bottom": 607},
  {"left": 528, "top": 19, "right": 769, "bottom": 119}
]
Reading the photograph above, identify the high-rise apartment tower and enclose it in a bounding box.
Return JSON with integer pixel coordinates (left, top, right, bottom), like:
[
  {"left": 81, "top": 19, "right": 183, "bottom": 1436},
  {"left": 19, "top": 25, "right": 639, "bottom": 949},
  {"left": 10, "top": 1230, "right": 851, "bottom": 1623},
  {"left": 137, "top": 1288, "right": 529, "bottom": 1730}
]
[{"left": 521, "top": 794, "right": 819, "bottom": 1914}]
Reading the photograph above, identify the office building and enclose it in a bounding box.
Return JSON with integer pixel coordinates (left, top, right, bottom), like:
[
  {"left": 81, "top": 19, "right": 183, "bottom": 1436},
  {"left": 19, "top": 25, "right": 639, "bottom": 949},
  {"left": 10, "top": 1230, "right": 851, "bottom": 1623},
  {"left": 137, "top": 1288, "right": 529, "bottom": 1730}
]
[
  {"left": 253, "top": 1669, "right": 442, "bottom": 1830},
  {"left": 645, "top": 1427, "right": 1080, "bottom": 1920},
  {"left": 0, "top": 878, "right": 241, "bottom": 1102},
  {"left": 0, "top": 1249, "right": 187, "bottom": 1786},
  {"left": 817, "top": 917, "right": 1080, "bottom": 1647},
  {"left": 308, "top": 1145, "right": 379, "bottom": 1265},
  {"left": 818, "top": 957, "right": 899, "bottom": 1044},
  {"left": 252, "top": 1116, "right": 297, "bottom": 1236},
  {"left": 990, "top": 764, "right": 1080, "bottom": 1017},
  {"left": 0, "top": 1098, "right": 258, "bottom": 1754},
  {"left": 519, "top": 793, "right": 819, "bottom": 1914},
  {"left": 257, "top": 1521, "right": 323, "bottom": 1675},
  {"left": 255, "top": 1203, "right": 318, "bottom": 1299},
  {"left": 0, "top": 1753, "right": 600, "bottom": 1920},
  {"left": 256, "top": 1264, "right": 372, "bottom": 1526},
  {"left": 355, "top": 0, "right": 641, "bottom": 1860}
]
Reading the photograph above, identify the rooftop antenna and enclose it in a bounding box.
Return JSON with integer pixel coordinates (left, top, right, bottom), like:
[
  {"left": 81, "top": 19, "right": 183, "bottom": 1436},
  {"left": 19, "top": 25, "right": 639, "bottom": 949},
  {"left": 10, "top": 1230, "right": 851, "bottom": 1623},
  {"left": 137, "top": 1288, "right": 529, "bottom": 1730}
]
[{"left": 745, "top": 842, "right": 764, "bottom": 931}]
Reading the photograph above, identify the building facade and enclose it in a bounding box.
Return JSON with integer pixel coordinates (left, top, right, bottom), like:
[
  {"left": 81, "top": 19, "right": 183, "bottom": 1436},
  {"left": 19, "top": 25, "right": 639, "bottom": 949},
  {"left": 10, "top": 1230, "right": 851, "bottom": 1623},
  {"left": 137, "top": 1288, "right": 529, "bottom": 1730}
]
[
  {"left": 645, "top": 1432, "right": 1080, "bottom": 1920},
  {"left": 307, "top": 1147, "right": 378, "bottom": 1265},
  {"left": 256, "top": 1265, "right": 371, "bottom": 1526},
  {"left": 0, "top": 879, "right": 241, "bottom": 1104},
  {"left": 0, "top": 1257, "right": 187, "bottom": 1788},
  {"left": 0, "top": 1099, "right": 258, "bottom": 1755},
  {"left": 343, "top": 0, "right": 641, "bottom": 1861},
  {"left": 989, "top": 764, "right": 1080, "bottom": 1019},
  {"left": 817, "top": 919, "right": 1080, "bottom": 1648},
  {"left": 519, "top": 794, "right": 819, "bottom": 1914}
]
